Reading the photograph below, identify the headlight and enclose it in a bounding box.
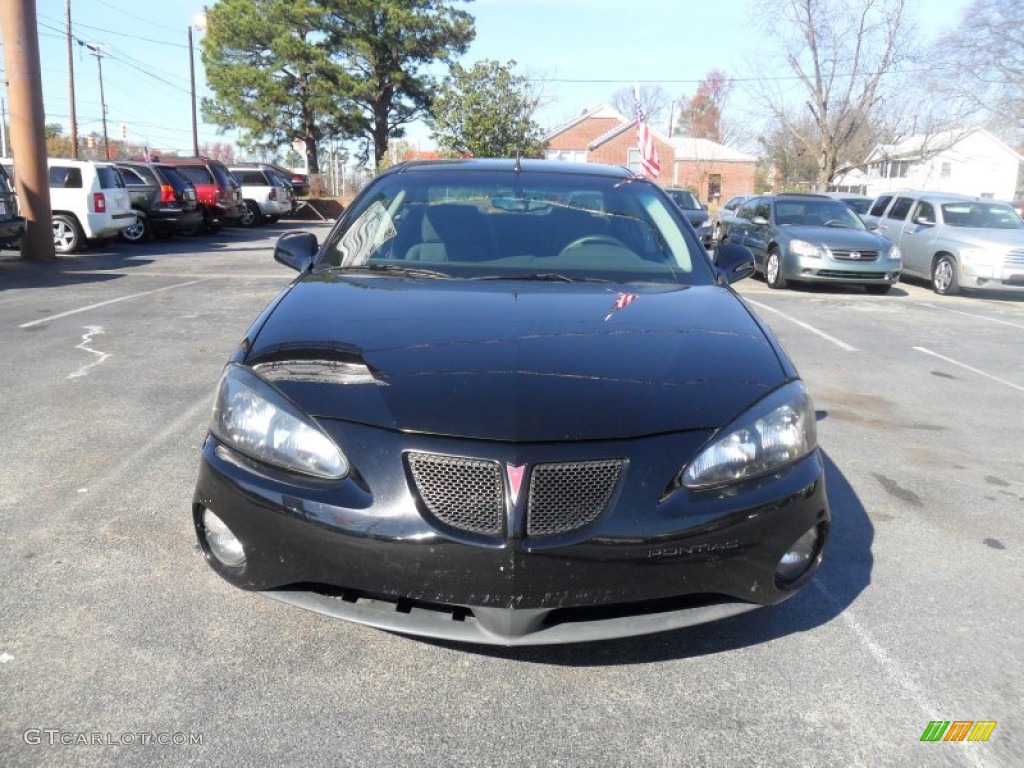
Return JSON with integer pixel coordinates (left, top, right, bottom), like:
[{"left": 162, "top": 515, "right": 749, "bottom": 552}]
[
  {"left": 889, "top": 245, "right": 901, "bottom": 261},
  {"left": 959, "top": 247, "right": 993, "bottom": 266},
  {"left": 680, "top": 381, "right": 817, "bottom": 489},
  {"left": 790, "top": 239, "right": 822, "bottom": 258},
  {"left": 210, "top": 364, "right": 349, "bottom": 479}
]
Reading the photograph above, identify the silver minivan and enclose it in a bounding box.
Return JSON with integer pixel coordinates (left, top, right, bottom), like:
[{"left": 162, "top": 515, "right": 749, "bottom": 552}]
[{"left": 869, "top": 191, "right": 1024, "bottom": 295}]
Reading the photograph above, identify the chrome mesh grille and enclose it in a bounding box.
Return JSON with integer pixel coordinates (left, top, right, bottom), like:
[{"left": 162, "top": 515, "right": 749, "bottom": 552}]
[
  {"left": 526, "top": 460, "right": 625, "bottom": 537},
  {"left": 407, "top": 453, "right": 504, "bottom": 535},
  {"left": 831, "top": 249, "right": 878, "bottom": 262}
]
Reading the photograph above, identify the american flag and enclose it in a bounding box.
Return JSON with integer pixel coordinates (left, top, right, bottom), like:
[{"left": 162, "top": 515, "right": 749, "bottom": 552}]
[
  {"left": 633, "top": 83, "right": 660, "bottom": 178},
  {"left": 142, "top": 146, "right": 152, "bottom": 163},
  {"left": 605, "top": 292, "right": 639, "bottom": 322}
]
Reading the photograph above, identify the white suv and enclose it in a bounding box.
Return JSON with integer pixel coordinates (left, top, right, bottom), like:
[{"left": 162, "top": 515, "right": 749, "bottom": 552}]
[
  {"left": 48, "top": 159, "right": 135, "bottom": 253},
  {"left": 228, "top": 165, "right": 293, "bottom": 227}
]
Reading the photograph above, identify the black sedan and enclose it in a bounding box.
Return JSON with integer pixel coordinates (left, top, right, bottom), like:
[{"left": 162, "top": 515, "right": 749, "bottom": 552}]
[{"left": 192, "top": 159, "right": 829, "bottom": 645}]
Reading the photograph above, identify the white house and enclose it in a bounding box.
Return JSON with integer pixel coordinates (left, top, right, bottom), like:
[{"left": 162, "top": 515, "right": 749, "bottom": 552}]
[{"left": 853, "top": 127, "right": 1022, "bottom": 201}]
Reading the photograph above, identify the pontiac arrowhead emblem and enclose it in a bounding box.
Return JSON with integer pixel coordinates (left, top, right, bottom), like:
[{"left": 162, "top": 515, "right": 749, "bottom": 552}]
[{"left": 506, "top": 464, "right": 526, "bottom": 505}]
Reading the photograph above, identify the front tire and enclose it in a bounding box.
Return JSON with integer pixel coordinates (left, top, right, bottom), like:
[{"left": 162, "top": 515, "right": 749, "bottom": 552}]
[
  {"left": 932, "top": 255, "right": 959, "bottom": 295},
  {"left": 53, "top": 214, "right": 84, "bottom": 254},
  {"left": 119, "top": 212, "right": 150, "bottom": 243},
  {"left": 766, "top": 248, "right": 788, "bottom": 289}
]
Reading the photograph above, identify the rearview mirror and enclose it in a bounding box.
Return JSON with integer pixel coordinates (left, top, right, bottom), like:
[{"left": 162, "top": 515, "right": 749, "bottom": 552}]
[
  {"left": 751, "top": 216, "right": 769, "bottom": 226},
  {"left": 864, "top": 220, "right": 879, "bottom": 231},
  {"left": 274, "top": 231, "right": 317, "bottom": 272}
]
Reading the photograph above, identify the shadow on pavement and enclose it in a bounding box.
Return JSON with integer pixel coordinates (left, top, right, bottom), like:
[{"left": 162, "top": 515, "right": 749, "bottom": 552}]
[
  {"left": 0, "top": 221, "right": 331, "bottom": 289},
  {"left": 427, "top": 450, "right": 873, "bottom": 665}
]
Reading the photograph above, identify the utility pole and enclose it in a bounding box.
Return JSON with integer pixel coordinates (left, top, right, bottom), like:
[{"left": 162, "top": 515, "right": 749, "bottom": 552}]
[
  {"left": 87, "top": 44, "right": 109, "bottom": 160},
  {"left": 0, "top": 0, "right": 56, "bottom": 261},
  {"left": 1, "top": 97, "right": 7, "bottom": 158},
  {"left": 188, "top": 25, "right": 198, "bottom": 156},
  {"left": 65, "top": 0, "right": 78, "bottom": 158}
]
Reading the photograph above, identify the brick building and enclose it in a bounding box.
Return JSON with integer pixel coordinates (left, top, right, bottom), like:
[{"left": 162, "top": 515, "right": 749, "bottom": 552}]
[{"left": 544, "top": 105, "right": 756, "bottom": 204}]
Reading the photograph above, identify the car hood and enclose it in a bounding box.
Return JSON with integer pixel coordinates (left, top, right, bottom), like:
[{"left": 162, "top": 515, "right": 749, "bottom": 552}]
[
  {"left": 935, "top": 227, "right": 1024, "bottom": 249},
  {"left": 245, "top": 276, "right": 787, "bottom": 441},
  {"left": 783, "top": 225, "right": 892, "bottom": 249}
]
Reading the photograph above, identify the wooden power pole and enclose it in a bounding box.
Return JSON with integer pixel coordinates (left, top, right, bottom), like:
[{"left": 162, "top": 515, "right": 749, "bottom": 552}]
[{"left": 0, "top": 0, "right": 56, "bottom": 262}]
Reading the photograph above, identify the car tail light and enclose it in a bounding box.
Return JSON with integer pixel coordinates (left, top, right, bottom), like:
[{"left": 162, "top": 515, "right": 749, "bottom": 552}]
[
  {"left": 159, "top": 184, "right": 176, "bottom": 203},
  {"left": 93, "top": 192, "right": 106, "bottom": 213},
  {"left": 269, "top": 188, "right": 277, "bottom": 201}
]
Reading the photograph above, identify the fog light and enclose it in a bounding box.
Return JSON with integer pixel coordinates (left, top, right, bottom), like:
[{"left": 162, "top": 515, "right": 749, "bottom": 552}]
[
  {"left": 775, "top": 525, "right": 822, "bottom": 585},
  {"left": 203, "top": 509, "right": 245, "bottom": 567}
]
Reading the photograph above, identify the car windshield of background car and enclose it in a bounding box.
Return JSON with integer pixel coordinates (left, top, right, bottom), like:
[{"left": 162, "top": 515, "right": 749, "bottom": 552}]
[
  {"left": 776, "top": 201, "right": 864, "bottom": 229},
  {"left": 321, "top": 171, "right": 712, "bottom": 284},
  {"left": 941, "top": 202, "right": 1024, "bottom": 229}
]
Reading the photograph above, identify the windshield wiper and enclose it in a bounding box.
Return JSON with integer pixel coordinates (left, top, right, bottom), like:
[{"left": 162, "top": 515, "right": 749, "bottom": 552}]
[
  {"left": 332, "top": 264, "right": 451, "bottom": 279},
  {"left": 471, "top": 273, "right": 612, "bottom": 283}
]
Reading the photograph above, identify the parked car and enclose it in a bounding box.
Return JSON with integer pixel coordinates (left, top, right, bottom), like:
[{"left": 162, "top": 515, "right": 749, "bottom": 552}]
[
  {"left": 719, "top": 193, "right": 901, "bottom": 293},
  {"left": 866, "top": 191, "right": 1024, "bottom": 295},
  {"left": 664, "top": 187, "right": 711, "bottom": 246},
  {"left": 228, "top": 164, "right": 293, "bottom": 226},
  {"left": 0, "top": 162, "right": 26, "bottom": 250},
  {"left": 159, "top": 157, "right": 242, "bottom": 232},
  {"left": 46, "top": 158, "right": 135, "bottom": 253},
  {"left": 823, "top": 191, "right": 873, "bottom": 217},
  {"left": 114, "top": 161, "right": 203, "bottom": 242},
  {"left": 710, "top": 194, "right": 750, "bottom": 246},
  {"left": 191, "top": 159, "right": 830, "bottom": 646}
]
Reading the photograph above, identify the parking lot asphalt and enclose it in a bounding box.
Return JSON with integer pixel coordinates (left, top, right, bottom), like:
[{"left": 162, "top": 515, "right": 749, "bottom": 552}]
[{"left": 1, "top": 228, "right": 1021, "bottom": 767}]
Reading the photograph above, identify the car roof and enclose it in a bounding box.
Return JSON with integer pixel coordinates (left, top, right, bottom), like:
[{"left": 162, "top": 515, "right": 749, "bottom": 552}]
[{"left": 382, "top": 158, "right": 638, "bottom": 179}]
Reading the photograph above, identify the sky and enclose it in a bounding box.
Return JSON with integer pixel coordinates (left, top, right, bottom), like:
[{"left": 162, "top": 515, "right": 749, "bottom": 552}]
[{"left": 8, "top": 0, "right": 973, "bottom": 169}]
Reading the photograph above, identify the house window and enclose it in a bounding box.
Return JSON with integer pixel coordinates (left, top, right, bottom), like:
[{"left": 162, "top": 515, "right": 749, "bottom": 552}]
[
  {"left": 626, "top": 148, "right": 641, "bottom": 174},
  {"left": 545, "top": 149, "right": 587, "bottom": 164},
  {"left": 886, "top": 161, "right": 909, "bottom": 178},
  {"left": 707, "top": 174, "right": 722, "bottom": 200},
  {"left": 941, "top": 161, "right": 951, "bottom": 178}
]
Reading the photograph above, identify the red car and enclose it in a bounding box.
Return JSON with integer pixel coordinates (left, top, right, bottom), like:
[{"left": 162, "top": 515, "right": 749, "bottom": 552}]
[{"left": 160, "top": 157, "right": 243, "bottom": 232}]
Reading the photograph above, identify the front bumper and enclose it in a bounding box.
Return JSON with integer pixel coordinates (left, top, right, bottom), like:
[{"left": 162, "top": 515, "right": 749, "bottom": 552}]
[
  {"left": 959, "top": 259, "right": 1024, "bottom": 292},
  {"left": 785, "top": 251, "right": 901, "bottom": 285},
  {"left": 193, "top": 421, "right": 829, "bottom": 645}
]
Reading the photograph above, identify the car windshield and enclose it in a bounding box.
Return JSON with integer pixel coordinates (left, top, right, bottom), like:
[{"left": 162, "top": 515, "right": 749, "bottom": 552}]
[
  {"left": 774, "top": 200, "right": 865, "bottom": 229},
  {"left": 842, "top": 198, "right": 871, "bottom": 215},
  {"left": 941, "top": 202, "right": 1024, "bottom": 229},
  {"left": 317, "top": 168, "right": 713, "bottom": 285}
]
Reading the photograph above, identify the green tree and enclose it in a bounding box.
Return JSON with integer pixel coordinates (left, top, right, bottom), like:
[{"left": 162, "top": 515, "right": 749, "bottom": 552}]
[
  {"left": 201, "top": 0, "right": 352, "bottom": 173},
  {"left": 429, "top": 60, "right": 544, "bottom": 159},
  {"left": 326, "top": 1, "right": 475, "bottom": 169}
]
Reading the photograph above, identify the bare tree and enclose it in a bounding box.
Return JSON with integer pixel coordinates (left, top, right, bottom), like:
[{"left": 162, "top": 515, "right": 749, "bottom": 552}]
[
  {"left": 928, "top": 0, "right": 1024, "bottom": 143},
  {"left": 611, "top": 84, "right": 670, "bottom": 129},
  {"left": 746, "top": 0, "right": 914, "bottom": 186}
]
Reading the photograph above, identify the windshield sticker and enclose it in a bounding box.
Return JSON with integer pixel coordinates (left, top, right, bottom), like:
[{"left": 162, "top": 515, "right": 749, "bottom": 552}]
[{"left": 338, "top": 200, "right": 398, "bottom": 266}]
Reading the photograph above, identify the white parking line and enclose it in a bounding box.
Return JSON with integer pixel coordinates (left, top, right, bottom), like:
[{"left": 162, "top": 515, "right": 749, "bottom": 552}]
[
  {"left": 913, "top": 346, "right": 1024, "bottom": 392},
  {"left": 18, "top": 279, "right": 211, "bottom": 329},
  {"left": 744, "top": 298, "right": 859, "bottom": 352},
  {"left": 919, "top": 302, "right": 1024, "bottom": 330}
]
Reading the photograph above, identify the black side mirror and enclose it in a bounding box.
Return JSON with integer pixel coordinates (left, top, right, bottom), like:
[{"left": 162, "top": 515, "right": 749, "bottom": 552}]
[
  {"left": 274, "top": 231, "right": 317, "bottom": 272},
  {"left": 714, "top": 243, "right": 756, "bottom": 284}
]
